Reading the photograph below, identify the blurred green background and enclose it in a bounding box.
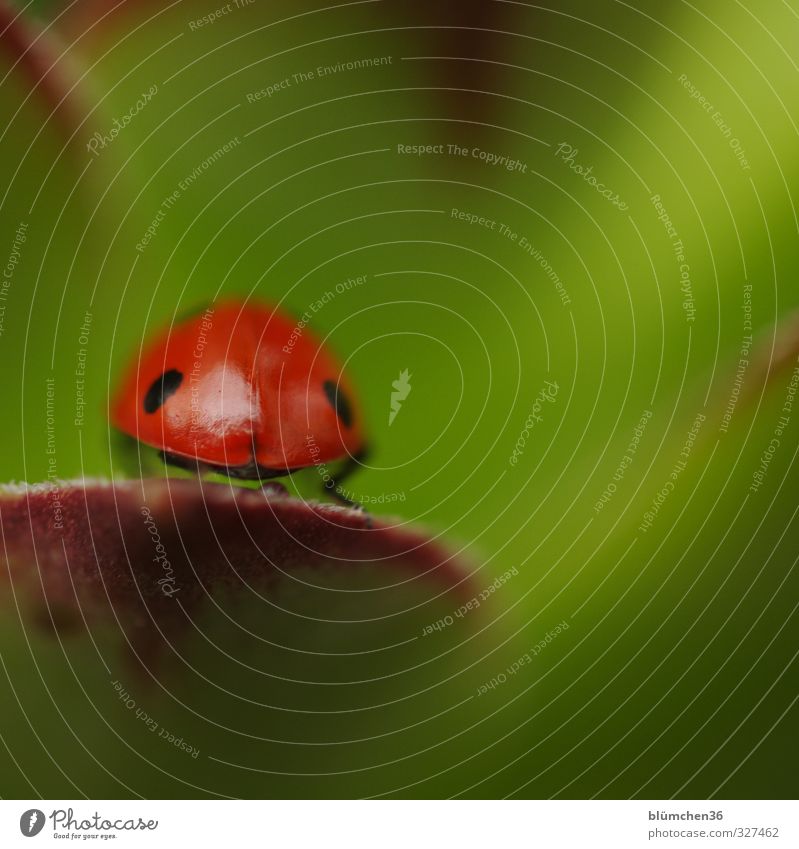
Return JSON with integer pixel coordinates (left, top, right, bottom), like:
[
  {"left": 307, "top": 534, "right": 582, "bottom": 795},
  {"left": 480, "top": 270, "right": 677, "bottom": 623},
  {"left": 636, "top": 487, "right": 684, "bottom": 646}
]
[{"left": 0, "top": 0, "right": 797, "bottom": 798}]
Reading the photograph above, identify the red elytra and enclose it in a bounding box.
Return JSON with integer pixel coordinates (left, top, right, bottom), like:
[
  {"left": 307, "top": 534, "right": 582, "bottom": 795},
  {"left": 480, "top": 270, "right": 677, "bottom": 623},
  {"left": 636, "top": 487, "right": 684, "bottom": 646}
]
[{"left": 111, "top": 301, "right": 366, "bottom": 486}]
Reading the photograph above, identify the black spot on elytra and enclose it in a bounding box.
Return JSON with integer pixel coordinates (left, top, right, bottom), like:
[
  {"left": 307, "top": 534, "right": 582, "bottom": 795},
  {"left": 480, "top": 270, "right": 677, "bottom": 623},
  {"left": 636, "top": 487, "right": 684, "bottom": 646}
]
[
  {"left": 323, "top": 379, "right": 353, "bottom": 428},
  {"left": 143, "top": 369, "right": 183, "bottom": 413}
]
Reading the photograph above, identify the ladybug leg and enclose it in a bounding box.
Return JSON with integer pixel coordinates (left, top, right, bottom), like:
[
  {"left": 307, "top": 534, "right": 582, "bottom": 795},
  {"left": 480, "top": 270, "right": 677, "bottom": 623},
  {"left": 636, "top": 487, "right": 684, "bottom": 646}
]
[
  {"left": 322, "top": 449, "right": 366, "bottom": 503},
  {"left": 325, "top": 483, "right": 373, "bottom": 529},
  {"left": 322, "top": 449, "right": 373, "bottom": 526},
  {"left": 323, "top": 477, "right": 360, "bottom": 508}
]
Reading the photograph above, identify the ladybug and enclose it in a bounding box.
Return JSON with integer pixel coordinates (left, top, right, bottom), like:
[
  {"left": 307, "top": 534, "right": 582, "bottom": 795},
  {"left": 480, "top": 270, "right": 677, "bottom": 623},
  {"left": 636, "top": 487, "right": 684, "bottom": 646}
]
[{"left": 111, "top": 300, "right": 367, "bottom": 505}]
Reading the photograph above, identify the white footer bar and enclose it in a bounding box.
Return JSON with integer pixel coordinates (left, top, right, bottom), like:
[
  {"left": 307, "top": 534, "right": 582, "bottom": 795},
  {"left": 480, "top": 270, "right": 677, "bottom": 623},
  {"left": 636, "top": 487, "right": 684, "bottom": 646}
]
[{"left": 2, "top": 800, "right": 795, "bottom": 848}]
